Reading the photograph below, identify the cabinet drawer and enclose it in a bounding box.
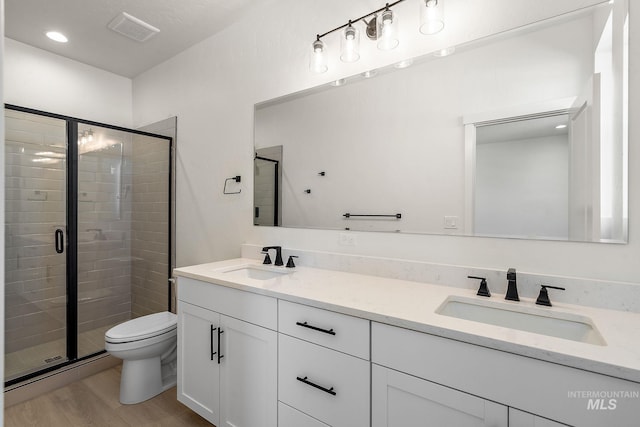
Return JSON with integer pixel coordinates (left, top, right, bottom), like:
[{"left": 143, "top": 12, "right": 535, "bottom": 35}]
[
  {"left": 177, "top": 276, "right": 277, "bottom": 329},
  {"left": 279, "top": 402, "right": 330, "bottom": 427},
  {"left": 278, "top": 334, "right": 370, "bottom": 427},
  {"left": 278, "top": 300, "right": 369, "bottom": 359}
]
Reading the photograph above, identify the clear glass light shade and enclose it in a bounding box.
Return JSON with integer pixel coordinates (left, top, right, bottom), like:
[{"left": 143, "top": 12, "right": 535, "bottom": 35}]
[
  {"left": 309, "top": 39, "right": 328, "bottom": 73},
  {"left": 340, "top": 25, "right": 360, "bottom": 62},
  {"left": 377, "top": 9, "right": 399, "bottom": 50},
  {"left": 420, "top": 0, "right": 444, "bottom": 35}
]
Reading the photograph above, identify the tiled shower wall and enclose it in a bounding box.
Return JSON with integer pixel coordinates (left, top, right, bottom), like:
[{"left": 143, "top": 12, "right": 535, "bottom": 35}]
[
  {"left": 76, "top": 129, "right": 133, "bottom": 349},
  {"left": 130, "top": 134, "right": 170, "bottom": 318}
]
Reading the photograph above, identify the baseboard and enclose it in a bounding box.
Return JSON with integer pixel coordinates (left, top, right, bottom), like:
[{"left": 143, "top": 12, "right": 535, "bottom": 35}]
[{"left": 4, "top": 354, "right": 121, "bottom": 407}]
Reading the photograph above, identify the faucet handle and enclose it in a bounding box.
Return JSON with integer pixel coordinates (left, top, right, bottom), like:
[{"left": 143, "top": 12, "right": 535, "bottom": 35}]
[
  {"left": 286, "top": 255, "right": 298, "bottom": 268},
  {"left": 536, "top": 285, "right": 566, "bottom": 307},
  {"left": 468, "top": 276, "right": 490, "bottom": 297},
  {"left": 261, "top": 251, "right": 272, "bottom": 265}
]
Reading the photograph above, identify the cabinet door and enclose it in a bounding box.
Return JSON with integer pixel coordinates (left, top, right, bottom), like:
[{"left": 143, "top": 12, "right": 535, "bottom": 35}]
[
  {"left": 372, "top": 364, "right": 508, "bottom": 427},
  {"left": 279, "top": 402, "right": 330, "bottom": 427},
  {"left": 177, "top": 302, "right": 221, "bottom": 426},
  {"left": 219, "top": 314, "right": 278, "bottom": 427},
  {"left": 510, "top": 408, "right": 570, "bottom": 427}
]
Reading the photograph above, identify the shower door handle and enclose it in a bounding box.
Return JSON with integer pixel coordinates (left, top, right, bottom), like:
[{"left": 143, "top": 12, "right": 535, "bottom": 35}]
[{"left": 55, "top": 229, "right": 64, "bottom": 254}]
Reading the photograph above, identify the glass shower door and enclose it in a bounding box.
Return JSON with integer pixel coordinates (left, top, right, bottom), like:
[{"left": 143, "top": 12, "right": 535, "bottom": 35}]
[
  {"left": 4, "top": 109, "right": 69, "bottom": 381},
  {"left": 76, "top": 123, "right": 171, "bottom": 358}
]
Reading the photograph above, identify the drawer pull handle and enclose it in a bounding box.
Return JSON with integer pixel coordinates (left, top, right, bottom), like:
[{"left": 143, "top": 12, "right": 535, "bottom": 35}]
[
  {"left": 210, "top": 325, "right": 217, "bottom": 361},
  {"left": 218, "top": 328, "right": 224, "bottom": 364},
  {"left": 296, "top": 376, "right": 336, "bottom": 396},
  {"left": 295, "top": 321, "right": 336, "bottom": 336}
]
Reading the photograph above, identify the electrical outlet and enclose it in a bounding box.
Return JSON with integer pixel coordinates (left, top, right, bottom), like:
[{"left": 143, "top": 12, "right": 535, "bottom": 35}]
[
  {"left": 444, "top": 216, "right": 458, "bottom": 229},
  {"left": 339, "top": 233, "right": 357, "bottom": 246}
]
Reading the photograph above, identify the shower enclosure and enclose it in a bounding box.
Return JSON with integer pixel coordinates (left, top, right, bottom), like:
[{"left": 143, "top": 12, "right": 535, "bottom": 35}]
[{"left": 4, "top": 105, "right": 174, "bottom": 385}]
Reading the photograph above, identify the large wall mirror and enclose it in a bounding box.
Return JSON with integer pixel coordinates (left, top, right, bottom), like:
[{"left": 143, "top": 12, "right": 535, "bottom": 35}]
[{"left": 254, "top": 0, "right": 628, "bottom": 243}]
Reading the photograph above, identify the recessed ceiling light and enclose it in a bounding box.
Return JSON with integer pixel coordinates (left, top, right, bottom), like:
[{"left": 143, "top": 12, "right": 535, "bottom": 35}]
[
  {"left": 46, "top": 31, "right": 68, "bottom": 43},
  {"left": 555, "top": 124, "right": 567, "bottom": 129}
]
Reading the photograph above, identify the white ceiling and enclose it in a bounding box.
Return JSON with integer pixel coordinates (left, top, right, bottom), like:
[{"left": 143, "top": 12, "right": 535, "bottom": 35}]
[{"left": 5, "top": 0, "right": 255, "bottom": 78}]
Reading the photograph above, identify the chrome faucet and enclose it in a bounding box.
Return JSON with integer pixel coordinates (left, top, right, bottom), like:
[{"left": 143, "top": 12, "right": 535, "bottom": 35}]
[
  {"left": 505, "top": 268, "right": 519, "bottom": 301},
  {"left": 262, "top": 246, "right": 284, "bottom": 266}
]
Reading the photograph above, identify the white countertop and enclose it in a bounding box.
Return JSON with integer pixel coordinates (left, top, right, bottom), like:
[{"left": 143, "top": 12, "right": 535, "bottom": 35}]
[{"left": 174, "top": 258, "right": 640, "bottom": 383}]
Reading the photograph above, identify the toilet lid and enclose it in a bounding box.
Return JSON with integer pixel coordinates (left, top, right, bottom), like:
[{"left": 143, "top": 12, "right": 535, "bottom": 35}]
[{"left": 105, "top": 311, "right": 177, "bottom": 343}]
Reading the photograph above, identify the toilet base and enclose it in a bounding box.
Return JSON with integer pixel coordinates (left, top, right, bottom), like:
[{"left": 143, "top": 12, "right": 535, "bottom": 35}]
[{"left": 119, "top": 356, "right": 176, "bottom": 404}]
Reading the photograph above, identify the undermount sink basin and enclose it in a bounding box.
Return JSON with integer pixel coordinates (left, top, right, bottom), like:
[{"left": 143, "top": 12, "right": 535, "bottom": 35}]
[
  {"left": 436, "top": 296, "right": 606, "bottom": 346},
  {"left": 222, "top": 265, "right": 290, "bottom": 280}
]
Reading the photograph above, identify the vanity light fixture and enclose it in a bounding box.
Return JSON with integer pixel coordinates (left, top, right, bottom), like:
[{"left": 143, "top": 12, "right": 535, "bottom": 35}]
[
  {"left": 340, "top": 22, "right": 360, "bottom": 63},
  {"left": 309, "top": 37, "right": 328, "bottom": 73},
  {"left": 420, "top": 0, "right": 445, "bottom": 35},
  {"left": 78, "top": 129, "right": 94, "bottom": 145},
  {"left": 46, "top": 31, "right": 68, "bottom": 43},
  {"left": 377, "top": 7, "right": 399, "bottom": 50},
  {"left": 310, "top": 0, "right": 445, "bottom": 73}
]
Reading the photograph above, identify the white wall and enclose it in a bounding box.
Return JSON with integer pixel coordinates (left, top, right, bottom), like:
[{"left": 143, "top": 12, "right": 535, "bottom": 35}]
[
  {"left": 4, "top": 38, "right": 132, "bottom": 127},
  {"left": 132, "top": 0, "right": 639, "bottom": 284}
]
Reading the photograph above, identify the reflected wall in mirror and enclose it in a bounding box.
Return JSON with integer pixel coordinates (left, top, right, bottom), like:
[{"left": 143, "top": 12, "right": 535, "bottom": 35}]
[{"left": 254, "top": 1, "right": 628, "bottom": 243}]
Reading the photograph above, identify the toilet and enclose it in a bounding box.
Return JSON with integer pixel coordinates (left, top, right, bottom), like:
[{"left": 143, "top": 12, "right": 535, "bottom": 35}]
[{"left": 105, "top": 311, "right": 178, "bottom": 404}]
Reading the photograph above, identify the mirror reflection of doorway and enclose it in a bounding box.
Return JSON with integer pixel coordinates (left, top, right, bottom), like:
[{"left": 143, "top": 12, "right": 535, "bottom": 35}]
[
  {"left": 474, "top": 113, "right": 571, "bottom": 240},
  {"left": 254, "top": 146, "right": 282, "bottom": 226}
]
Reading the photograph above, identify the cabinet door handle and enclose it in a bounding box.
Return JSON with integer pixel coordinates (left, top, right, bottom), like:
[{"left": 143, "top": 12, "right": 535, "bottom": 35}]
[
  {"left": 55, "top": 229, "right": 64, "bottom": 254},
  {"left": 295, "top": 321, "right": 336, "bottom": 336},
  {"left": 210, "top": 325, "right": 217, "bottom": 361},
  {"left": 217, "top": 328, "right": 224, "bottom": 364},
  {"left": 296, "top": 376, "right": 336, "bottom": 396}
]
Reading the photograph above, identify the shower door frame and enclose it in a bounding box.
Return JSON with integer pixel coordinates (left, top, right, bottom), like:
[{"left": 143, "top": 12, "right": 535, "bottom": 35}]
[{"left": 4, "top": 104, "right": 175, "bottom": 387}]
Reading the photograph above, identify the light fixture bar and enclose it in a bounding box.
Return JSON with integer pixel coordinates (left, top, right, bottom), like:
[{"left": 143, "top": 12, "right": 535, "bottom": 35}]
[{"left": 315, "top": 0, "right": 407, "bottom": 41}]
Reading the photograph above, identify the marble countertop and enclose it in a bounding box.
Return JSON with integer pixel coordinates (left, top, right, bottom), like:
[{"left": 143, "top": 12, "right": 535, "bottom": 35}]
[{"left": 174, "top": 258, "right": 640, "bottom": 383}]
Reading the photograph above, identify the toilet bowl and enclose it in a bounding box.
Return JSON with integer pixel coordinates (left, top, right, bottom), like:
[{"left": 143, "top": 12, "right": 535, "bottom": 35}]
[{"left": 105, "top": 311, "right": 178, "bottom": 404}]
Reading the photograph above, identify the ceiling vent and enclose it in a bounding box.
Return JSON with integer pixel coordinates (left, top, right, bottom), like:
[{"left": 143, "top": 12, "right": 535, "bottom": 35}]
[{"left": 108, "top": 12, "right": 160, "bottom": 42}]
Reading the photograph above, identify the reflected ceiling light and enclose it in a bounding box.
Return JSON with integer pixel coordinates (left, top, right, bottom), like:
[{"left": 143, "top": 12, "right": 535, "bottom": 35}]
[
  {"left": 340, "top": 22, "right": 360, "bottom": 63},
  {"left": 433, "top": 46, "right": 455, "bottom": 57},
  {"left": 420, "top": 0, "right": 445, "bottom": 35},
  {"left": 555, "top": 124, "right": 567, "bottom": 129},
  {"left": 394, "top": 59, "right": 413, "bottom": 69},
  {"left": 46, "top": 31, "right": 68, "bottom": 43},
  {"left": 310, "top": 0, "right": 444, "bottom": 73},
  {"left": 330, "top": 79, "right": 347, "bottom": 86},
  {"left": 361, "top": 70, "right": 378, "bottom": 78}
]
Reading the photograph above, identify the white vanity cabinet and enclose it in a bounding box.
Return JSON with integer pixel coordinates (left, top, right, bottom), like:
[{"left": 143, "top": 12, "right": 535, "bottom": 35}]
[
  {"left": 277, "top": 301, "right": 371, "bottom": 427},
  {"left": 509, "top": 409, "right": 569, "bottom": 427},
  {"left": 372, "top": 322, "right": 640, "bottom": 427},
  {"left": 177, "top": 277, "right": 278, "bottom": 427}
]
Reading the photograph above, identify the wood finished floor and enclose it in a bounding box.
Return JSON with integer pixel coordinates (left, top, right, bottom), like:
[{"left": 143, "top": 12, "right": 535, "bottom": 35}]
[{"left": 4, "top": 366, "right": 212, "bottom": 427}]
